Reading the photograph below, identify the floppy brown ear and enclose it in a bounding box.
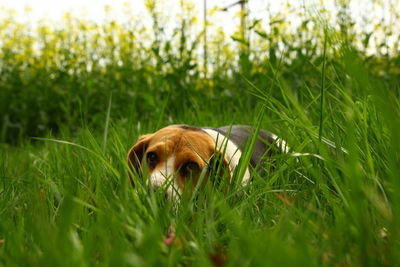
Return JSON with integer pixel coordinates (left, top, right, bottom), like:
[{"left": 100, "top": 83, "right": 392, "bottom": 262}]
[
  {"left": 127, "top": 134, "right": 153, "bottom": 184},
  {"left": 207, "top": 151, "right": 232, "bottom": 186}
]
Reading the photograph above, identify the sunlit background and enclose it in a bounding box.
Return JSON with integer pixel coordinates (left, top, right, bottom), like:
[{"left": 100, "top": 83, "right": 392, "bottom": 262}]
[
  {"left": 0, "top": 0, "right": 399, "bottom": 141},
  {"left": 1, "top": 0, "right": 398, "bottom": 52}
]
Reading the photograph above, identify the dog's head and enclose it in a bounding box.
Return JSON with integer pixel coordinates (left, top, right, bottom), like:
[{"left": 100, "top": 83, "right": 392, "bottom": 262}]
[{"left": 127, "top": 125, "right": 231, "bottom": 198}]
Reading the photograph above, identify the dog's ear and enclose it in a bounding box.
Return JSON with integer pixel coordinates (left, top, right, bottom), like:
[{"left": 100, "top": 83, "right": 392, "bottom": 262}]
[
  {"left": 127, "top": 134, "right": 153, "bottom": 184},
  {"left": 207, "top": 151, "right": 232, "bottom": 186}
]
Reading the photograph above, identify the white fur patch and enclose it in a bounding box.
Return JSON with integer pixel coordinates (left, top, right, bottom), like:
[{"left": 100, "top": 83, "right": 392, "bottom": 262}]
[
  {"left": 149, "top": 156, "right": 180, "bottom": 199},
  {"left": 202, "top": 128, "right": 251, "bottom": 185}
]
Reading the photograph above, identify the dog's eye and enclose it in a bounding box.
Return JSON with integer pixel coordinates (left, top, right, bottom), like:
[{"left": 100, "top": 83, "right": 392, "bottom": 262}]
[
  {"left": 181, "top": 161, "right": 200, "bottom": 177},
  {"left": 146, "top": 152, "right": 158, "bottom": 168}
]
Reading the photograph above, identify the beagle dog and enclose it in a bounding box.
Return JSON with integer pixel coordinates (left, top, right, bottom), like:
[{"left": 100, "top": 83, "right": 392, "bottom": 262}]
[{"left": 127, "top": 125, "right": 288, "bottom": 198}]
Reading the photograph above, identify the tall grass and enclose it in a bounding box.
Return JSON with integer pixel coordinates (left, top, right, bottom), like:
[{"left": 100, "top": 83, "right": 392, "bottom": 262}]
[
  {"left": 1, "top": 1, "right": 399, "bottom": 143},
  {"left": 1, "top": 0, "right": 400, "bottom": 266}
]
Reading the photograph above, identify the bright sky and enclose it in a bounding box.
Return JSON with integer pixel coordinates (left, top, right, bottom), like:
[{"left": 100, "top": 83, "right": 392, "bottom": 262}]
[
  {"left": 0, "top": 0, "right": 300, "bottom": 34},
  {"left": 1, "top": 0, "right": 146, "bottom": 22},
  {"left": 0, "top": 0, "right": 396, "bottom": 52},
  {"left": 1, "top": 0, "right": 269, "bottom": 21},
  {"left": 0, "top": 0, "right": 393, "bottom": 25}
]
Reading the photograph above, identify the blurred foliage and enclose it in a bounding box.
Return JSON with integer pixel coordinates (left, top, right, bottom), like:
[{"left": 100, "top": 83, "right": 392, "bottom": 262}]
[{"left": 0, "top": 0, "right": 399, "bottom": 143}]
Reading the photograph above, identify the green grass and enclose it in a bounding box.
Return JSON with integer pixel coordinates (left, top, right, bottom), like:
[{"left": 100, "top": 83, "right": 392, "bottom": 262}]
[
  {"left": 1, "top": 70, "right": 399, "bottom": 265},
  {"left": 1, "top": 2, "right": 400, "bottom": 266}
]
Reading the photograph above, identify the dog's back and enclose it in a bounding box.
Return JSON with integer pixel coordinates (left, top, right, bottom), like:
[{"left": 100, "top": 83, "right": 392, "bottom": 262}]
[{"left": 204, "top": 125, "right": 288, "bottom": 169}]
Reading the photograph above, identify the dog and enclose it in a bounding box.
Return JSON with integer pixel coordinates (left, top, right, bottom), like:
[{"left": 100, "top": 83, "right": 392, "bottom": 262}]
[{"left": 127, "top": 125, "right": 288, "bottom": 198}]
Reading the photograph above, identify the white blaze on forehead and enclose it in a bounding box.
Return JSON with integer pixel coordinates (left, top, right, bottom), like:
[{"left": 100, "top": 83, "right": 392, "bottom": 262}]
[
  {"left": 202, "top": 129, "right": 251, "bottom": 185},
  {"left": 148, "top": 155, "right": 180, "bottom": 198}
]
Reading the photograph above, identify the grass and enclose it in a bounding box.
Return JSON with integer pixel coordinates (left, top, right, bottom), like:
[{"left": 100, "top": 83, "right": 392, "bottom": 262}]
[
  {"left": 1, "top": 71, "right": 399, "bottom": 265},
  {"left": 1, "top": 1, "right": 400, "bottom": 266}
]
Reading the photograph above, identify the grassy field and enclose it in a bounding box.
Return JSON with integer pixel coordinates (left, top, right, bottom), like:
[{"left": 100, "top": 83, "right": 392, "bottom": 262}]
[{"left": 1, "top": 1, "right": 400, "bottom": 266}]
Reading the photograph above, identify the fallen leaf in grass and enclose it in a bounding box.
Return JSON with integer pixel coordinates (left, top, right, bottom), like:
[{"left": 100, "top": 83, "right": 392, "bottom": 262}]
[{"left": 208, "top": 245, "right": 228, "bottom": 267}]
